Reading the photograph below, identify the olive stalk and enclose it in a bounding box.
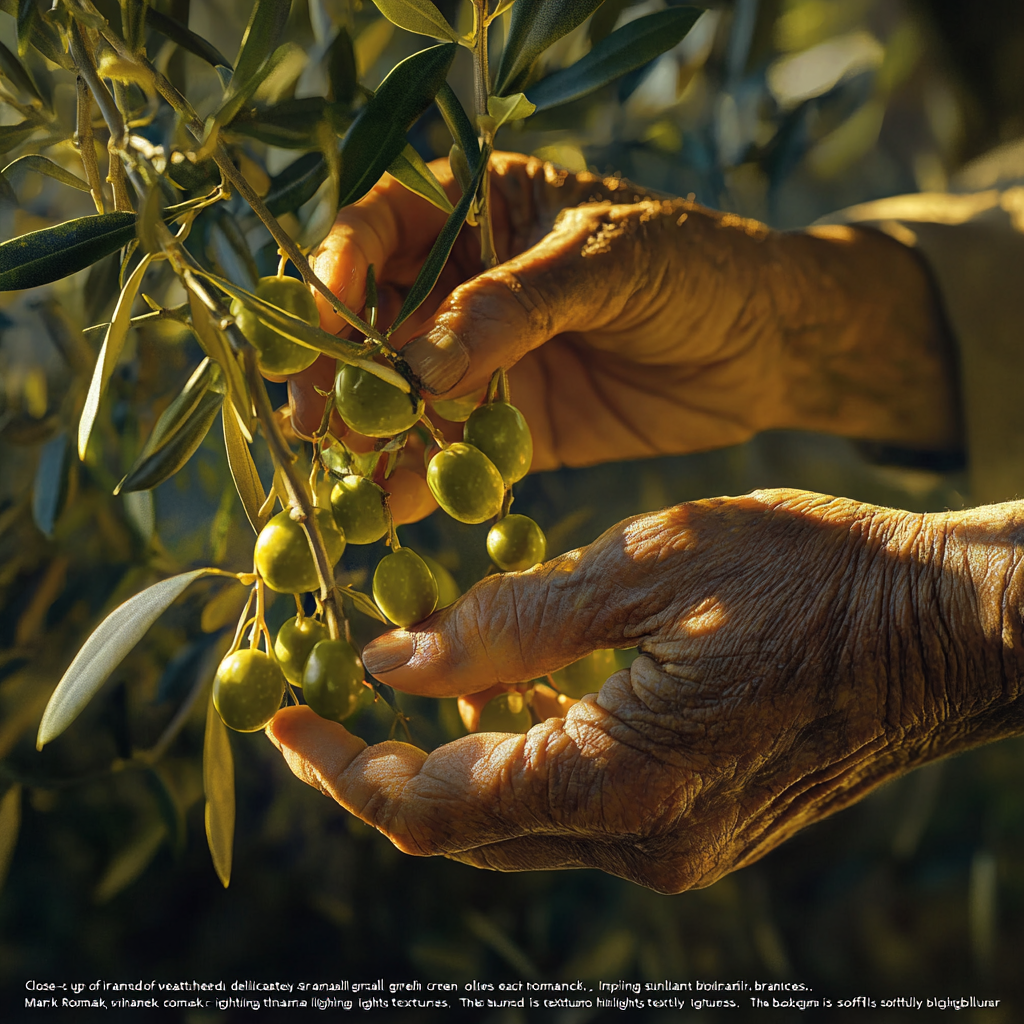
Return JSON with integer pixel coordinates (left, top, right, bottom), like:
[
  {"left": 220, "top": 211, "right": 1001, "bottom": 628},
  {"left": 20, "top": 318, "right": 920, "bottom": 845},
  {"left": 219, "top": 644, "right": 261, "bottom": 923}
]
[
  {"left": 473, "top": 1, "right": 498, "bottom": 270},
  {"left": 73, "top": 75, "right": 105, "bottom": 213}
]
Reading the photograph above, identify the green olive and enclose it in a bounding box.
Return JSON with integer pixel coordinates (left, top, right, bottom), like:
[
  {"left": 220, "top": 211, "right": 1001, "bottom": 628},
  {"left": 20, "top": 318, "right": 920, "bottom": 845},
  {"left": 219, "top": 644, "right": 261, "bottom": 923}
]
[
  {"left": 551, "top": 649, "right": 620, "bottom": 699},
  {"left": 372, "top": 547, "right": 438, "bottom": 628},
  {"left": 426, "top": 443, "right": 504, "bottom": 524},
  {"left": 477, "top": 692, "right": 532, "bottom": 734},
  {"left": 419, "top": 553, "right": 460, "bottom": 609},
  {"left": 254, "top": 508, "right": 345, "bottom": 594},
  {"left": 334, "top": 363, "right": 424, "bottom": 437},
  {"left": 463, "top": 402, "right": 533, "bottom": 486},
  {"left": 273, "top": 615, "right": 329, "bottom": 686},
  {"left": 230, "top": 276, "right": 319, "bottom": 377},
  {"left": 302, "top": 639, "right": 365, "bottom": 722},
  {"left": 329, "top": 475, "right": 388, "bottom": 545},
  {"left": 431, "top": 386, "right": 485, "bottom": 423},
  {"left": 486, "top": 514, "right": 546, "bottom": 572},
  {"left": 213, "top": 649, "right": 285, "bottom": 732}
]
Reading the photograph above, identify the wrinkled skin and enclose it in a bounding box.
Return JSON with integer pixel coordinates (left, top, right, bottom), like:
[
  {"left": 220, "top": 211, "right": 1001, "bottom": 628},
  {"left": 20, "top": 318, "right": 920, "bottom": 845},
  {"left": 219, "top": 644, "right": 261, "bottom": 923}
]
[{"left": 269, "top": 491, "right": 1024, "bottom": 892}]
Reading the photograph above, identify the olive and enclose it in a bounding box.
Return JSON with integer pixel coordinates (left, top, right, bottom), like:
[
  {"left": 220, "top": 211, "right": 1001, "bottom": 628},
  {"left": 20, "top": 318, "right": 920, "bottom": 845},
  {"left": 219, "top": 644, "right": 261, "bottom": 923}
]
[
  {"left": 372, "top": 547, "right": 438, "bottom": 628},
  {"left": 463, "top": 401, "right": 533, "bottom": 486},
  {"left": 213, "top": 648, "right": 285, "bottom": 732},
  {"left": 254, "top": 508, "right": 345, "bottom": 594},
  {"left": 419, "top": 553, "right": 460, "bottom": 609},
  {"left": 551, "top": 649, "right": 619, "bottom": 699},
  {"left": 230, "top": 276, "right": 319, "bottom": 377},
  {"left": 302, "top": 639, "right": 365, "bottom": 722},
  {"left": 477, "top": 692, "right": 531, "bottom": 734},
  {"left": 431, "top": 387, "right": 485, "bottom": 423},
  {"left": 426, "top": 443, "right": 504, "bottom": 524},
  {"left": 486, "top": 514, "right": 546, "bottom": 572},
  {"left": 334, "top": 363, "right": 424, "bottom": 437},
  {"left": 330, "top": 475, "right": 388, "bottom": 544},
  {"left": 273, "top": 615, "right": 329, "bottom": 686}
]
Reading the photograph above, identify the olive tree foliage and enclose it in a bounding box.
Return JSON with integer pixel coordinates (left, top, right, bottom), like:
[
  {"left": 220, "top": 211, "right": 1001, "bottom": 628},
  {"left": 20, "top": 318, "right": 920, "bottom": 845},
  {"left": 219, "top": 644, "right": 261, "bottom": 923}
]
[{"left": 0, "top": 0, "right": 702, "bottom": 886}]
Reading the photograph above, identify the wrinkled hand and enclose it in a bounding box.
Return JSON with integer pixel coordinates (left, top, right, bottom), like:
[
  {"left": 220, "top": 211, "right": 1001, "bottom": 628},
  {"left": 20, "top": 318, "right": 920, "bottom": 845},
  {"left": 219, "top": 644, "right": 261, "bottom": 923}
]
[{"left": 268, "top": 490, "right": 1012, "bottom": 892}]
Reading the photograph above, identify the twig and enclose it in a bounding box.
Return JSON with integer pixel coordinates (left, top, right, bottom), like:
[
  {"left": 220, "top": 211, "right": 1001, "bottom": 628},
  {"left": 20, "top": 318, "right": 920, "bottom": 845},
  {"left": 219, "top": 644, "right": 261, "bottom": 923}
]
[{"left": 73, "top": 76, "right": 105, "bottom": 213}]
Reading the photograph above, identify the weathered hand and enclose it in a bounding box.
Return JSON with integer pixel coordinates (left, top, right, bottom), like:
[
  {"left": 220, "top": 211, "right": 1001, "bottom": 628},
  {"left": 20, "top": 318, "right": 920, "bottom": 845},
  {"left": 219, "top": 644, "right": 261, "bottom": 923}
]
[{"left": 268, "top": 491, "right": 1023, "bottom": 891}]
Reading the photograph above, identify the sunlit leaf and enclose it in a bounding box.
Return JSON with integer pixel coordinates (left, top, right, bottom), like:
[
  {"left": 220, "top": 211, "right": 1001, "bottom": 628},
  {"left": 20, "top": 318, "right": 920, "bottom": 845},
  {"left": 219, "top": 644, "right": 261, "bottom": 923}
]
[
  {"left": 435, "top": 82, "right": 481, "bottom": 172},
  {"left": 0, "top": 785, "right": 21, "bottom": 893},
  {"left": 201, "top": 582, "right": 251, "bottom": 634},
  {"left": 2, "top": 154, "right": 91, "bottom": 194},
  {"left": 371, "top": 0, "right": 459, "bottom": 43},
  {"left": 0, "top": 37, "right": 43, "bottom": 103},
  {"left": 36, "top": 569, "right": 211, "bottom": 749},
  {"left": 78, "top": 252, "right": 158, "bottom": 460},
  {"left": 226, "top": 97, "right": 343, "bottom": 149},
  {"left": 0, "top": 171, "right": 14, "bottom": 206},
  {"left": 355, "top": 16, "right": 395, "bottom": 78},
  {"left": 265, "top": 151, "right": 328, "bottom": 216},
  {"left": 341, "top": 585, "right": 387, "bottom": 623},
  {"left": 230, "top": 0, "right": 291, "bottom": 93},
  {"left": 214, "top": 43, "right": 302, "bottom": 136},
  {"left": 337, "top": 42, "right": 457, "bottom": 209},
  {"left": 146, "top": 7, "right": 233, "bottom": 71},
  {"left": 528, "top": 8, "right": 705, "bottom": 112},
  {"left": 16, "top": 0, "right": 72, "bottom": 69},
  {"left": 123, "top": 489, "right": 155, "bottom": 541},
  {"left": 387, "top": 143, "right": 454, "bottom": 213},
  {"left": 31, "top": 430, "right": 69, "bottom": 538},
  {"left": 390, "top": 157, "right": 483, "bottom": 331},
  {"left": 326, "top": 25, "right": 357, "bottom": 103},
  {"left": 0, "top": 211, "right": 136, "bottom": 292},
  {"left": 493, "top": 0, "right": 606, "bottom": 96},
  {"left": 0, "top": 120, "right": 39, "bottom": 157},
  {"left": 203, "top": 692, "right": 234, "bottom": 888},
  {"left": 223, "top": 404, "right": 269, "bottom": 534},
  {"left": 486, "top": 91, "right": 536, "bottom": 128}
]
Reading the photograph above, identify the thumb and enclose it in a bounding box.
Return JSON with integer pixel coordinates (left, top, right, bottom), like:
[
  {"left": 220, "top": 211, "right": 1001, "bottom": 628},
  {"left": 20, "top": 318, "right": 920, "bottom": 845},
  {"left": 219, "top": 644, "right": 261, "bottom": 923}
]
[{"left": 397, "top": 203, "right": 640, "bottom": 397}]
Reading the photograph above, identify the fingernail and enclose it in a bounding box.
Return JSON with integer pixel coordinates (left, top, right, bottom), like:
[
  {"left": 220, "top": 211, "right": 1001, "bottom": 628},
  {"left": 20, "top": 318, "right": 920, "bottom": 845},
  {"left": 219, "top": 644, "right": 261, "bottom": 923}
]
[
  {"left": 362, "top": 632, "right": 416, "bottom": 675},
  {"left": 402, "top": 328, "right": 469, "bottom": 395}
]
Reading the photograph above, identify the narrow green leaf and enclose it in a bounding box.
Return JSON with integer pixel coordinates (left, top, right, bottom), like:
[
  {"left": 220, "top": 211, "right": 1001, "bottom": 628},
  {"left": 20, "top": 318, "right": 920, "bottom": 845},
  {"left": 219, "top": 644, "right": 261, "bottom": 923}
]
[
  {"left": 0, "top": 121, "right": 38, "bottom": 157},
  {"left": 32, "top": 430, "right": 69, "bottom": 538},
  {"left": 326, "top": 26, "right": 356, "bottom": 103},
  {"left": 123, "top": 489, "right": 155, "bottom": 541},
  {"left": 116, "top": 390, "right": 223, "bottom": 493},
  {"left": 79, "top": 253, "right": 157, "bottom": 461},
  {"left": 230, "top": 0, "right": 292, "bottom": 94},
  {"left": 0, "top": 785, "right": 21, "bottom": 893},
  {"left": 0, "top": 171, "right": 16, "bottom": 206},
  {"left": 265, "top": 151, "right": 328, "bottom": 216},
  {"left": 486, "top": 91, "right": 536, "bottom": 128},
  {"left": 203, "top": 692, "right": 234, "bottom": 888},
  {"left": 387, "top": 143, "right": 454, "bottom": 213},
  {"left": 36, "top": 569, "right": 211, "bottom": 749},
  {"left": 197, "top": 268, "right": 411, "bottom": 391},
  {"left": 226, "top": 97, "right": 339, "bottom": 149},
  {"left": 222, "top": 404, "right": 269, "bottom": 534},
  {"left": 17, "top": 0, "right": 72, "bottom": 69},
  {"left": 146, "top": 8, "right": 233, "bottom": 71},
  {"left": 214, "top": 43, "right": 299, "bottom": 136},
  {"left": 341, "top": 585, "right": 386, "bottom": 623},
  {"left": 208, "top": 212, "right": 258, "bottom": 291},
  {"left": 390, "top": 157, "right": 484, "bottom": 331},
  {"left": 435, "top": 82, "right": 481, "bottom": 172},
  {"left": 0, "top": 212, "right": 136, "bottom": 292},
  {"left": 93, "top": 820, "right": 166, "bottom": 904},
  {"left": 338, "top": 42, "right": 457, "bottom": 209},
  {"left": 0, "top": 37, "right": 43, "bottom": 103},
  {"left": 528, "top": 8, "right": 705, "bottom": 112},
  {"left": 187, "top": 289, "right": 252, "bottom": 441},
  {"left": 371, "top": 0, "right": 458, "bottom": 42},
  {"left": 137, "top": 359, "right": 220, "bottom": 461},
  {"left": 2, "top": 154, "right": 91, "bottom": 193},
  {"left": 493, "top": 0, "right": 606, "bottom": 97}
]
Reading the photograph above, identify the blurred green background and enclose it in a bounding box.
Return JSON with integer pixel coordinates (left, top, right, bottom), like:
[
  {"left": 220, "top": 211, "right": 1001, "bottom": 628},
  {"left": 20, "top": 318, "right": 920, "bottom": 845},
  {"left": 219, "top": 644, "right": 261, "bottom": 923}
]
[{"left": 3, "top": 0, "right": 1024, "bottom": 1021}]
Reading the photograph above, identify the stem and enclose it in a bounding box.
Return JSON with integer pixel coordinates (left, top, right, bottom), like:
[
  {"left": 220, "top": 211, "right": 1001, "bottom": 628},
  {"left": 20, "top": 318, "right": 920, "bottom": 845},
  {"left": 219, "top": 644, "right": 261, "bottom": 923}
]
[
  {"left": 74, "top": 76, "right": 105, "bottom": 213},
  {"left": 108, "top": 82, "right": 134, "bottom": 212},
  {"left": 473, "top": 2, "right": 497, "bottom": 270}
]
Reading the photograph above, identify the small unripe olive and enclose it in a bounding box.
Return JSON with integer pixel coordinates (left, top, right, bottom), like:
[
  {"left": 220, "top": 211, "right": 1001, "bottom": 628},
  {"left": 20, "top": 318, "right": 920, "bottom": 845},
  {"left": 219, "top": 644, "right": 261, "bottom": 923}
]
[
  {"left": 463, "top": 402, "right": 533, "bottom": 486},
  {"left": 273, "top": 615, "right": 328, "bottom": 686},
  {"left": 230, "top": 276, "right": 319, "bottom": 377},
  {"left": 372, "top": 547, "right": 438, "bottom": 628},
  {"left": 334, "top": 363, "right": 424, "bottom": 437},
  {"left": 213, "top": 649, "right": 285, "bottom": 732},
  {"left": 477, "top": 691, "right": 531, "bottom": 734},
  {"left": 426, "top": 443, "right": 504, "bottom": 524},
  {"left": 302, "top": 639, "right": 365, "bottom": 722},
  {"left": 486, "top": 514, "right": 546, "bottom": 572},
  {"left": 551, "top": 649, "right": 619, "bottom": 699},
  {"left": 432, "top": 387, "right": 485, "bottom": 423},
  {"left": 330, "top": 475, "right": 388, "bottom": 544},
  {"left": 254, "top": 508, "right": 345, "bottom": 594}
]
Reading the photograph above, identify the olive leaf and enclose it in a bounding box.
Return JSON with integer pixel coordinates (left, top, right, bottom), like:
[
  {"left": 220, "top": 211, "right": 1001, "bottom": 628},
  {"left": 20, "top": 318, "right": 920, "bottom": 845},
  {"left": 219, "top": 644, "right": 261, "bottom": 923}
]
[
  {"left": 340, "top": 585, "right": 387, "bottom": 623},
  {"left": 229, "top": 0, "right": 292, "bottom": 94},
  {"left": 36, "top": 568, "right": 212, "bottom": 749},
  {"left": 203, "top": 691, "right": 235, "bottom": 889},
  {"left": 337, "top": 42, "right": 457, "bottom": 209},
  {"left": 223, "top": 403, "right": 270, "bottom": 534},
  {"left": 0, "top": 785, "right": 21, "bottom": 893},
  {"left": 390, "top": 156, "right": 484, "bottom": 331},
  {"left": 16, "top": 0, "right": 72, "bottom": 69},
  {"left": 0, "top": 171, "right": 15, "bottom": 206},
  {"left": 2, "top": 154, "right": 91, "bottom": 195},
  {"left": 31, "top": 430, "right": 69, "bottom": 538},
  {"left": 485, "top": 91, "right": 536, "bottom": 130},
  {"left": 264, "top": 151, "right": 328, "bottom": 215},
  {"left": 326, "top": 25, "right": 357, "bottom": 103},
  {"left": 493, "top": 0, "right": 606, "bottom": 97},
  {"left": 186, "top": 288, "right": 253, "bottom": 441},
  {"left": 355, "top": 16, "right": 394, "bottom": 78},
  {"left": 0, "top": 37, "right": 43, "bottom": 103},
  {"left": 78, "top": 252, "right": 158, "bottom": 461},
  {"left": 213, "top": 43, "right": 302, "bottom": 137},
  {"left": 371, "top": 0, "right": 459, "bottom": 43},
  {"left": 0, "top": 211, "right": 137, "bottom": 292},
  {"left": 207, "top": 212, "right": 259, "bottom": 291},
  {"left": 145, "top": 7, "right": 233, "bottom": 71},
  {"left": 0, "top": 120, "right": 39, "bottom": 158},
  {"left": 435, "top": 82, "right": 481, "bottom": 172},
  {"left": 527, "top": 7, "right": 705, "bottom": 112},
  {"left": 387, "top": 143, "right": 454, "bottom": 213},
  {"left": 227, "top": 97, "right": 343, "bottom": 149},
  {"left": 93, "top": 820, "right": 167, "bottom": 905},
  {"left": 123, "top": 490, "right": 155, "bottom": 542}
]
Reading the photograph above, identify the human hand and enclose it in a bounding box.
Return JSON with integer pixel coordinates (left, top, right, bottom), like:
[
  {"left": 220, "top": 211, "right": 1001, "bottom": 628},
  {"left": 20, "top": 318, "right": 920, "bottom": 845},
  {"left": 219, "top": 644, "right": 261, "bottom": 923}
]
[{"left": 268, "top": 491, "right": 1021, "bottom": 891}]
